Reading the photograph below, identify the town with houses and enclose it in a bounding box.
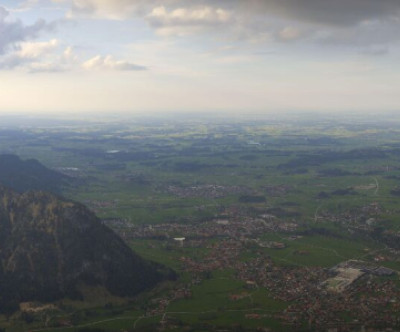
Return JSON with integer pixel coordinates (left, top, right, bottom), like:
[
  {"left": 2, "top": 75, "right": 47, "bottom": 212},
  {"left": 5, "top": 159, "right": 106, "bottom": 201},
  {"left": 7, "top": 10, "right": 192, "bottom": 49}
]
[{"left": 102, "top": 200, "right": 400, "bottom": 331}]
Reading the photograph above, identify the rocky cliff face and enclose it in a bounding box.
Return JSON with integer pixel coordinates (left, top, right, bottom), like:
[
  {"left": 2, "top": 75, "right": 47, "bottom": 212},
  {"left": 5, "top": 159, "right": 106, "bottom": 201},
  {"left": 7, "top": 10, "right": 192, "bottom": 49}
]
[{"left": 0, "top": 187, "right": 172, "bottom": 311}]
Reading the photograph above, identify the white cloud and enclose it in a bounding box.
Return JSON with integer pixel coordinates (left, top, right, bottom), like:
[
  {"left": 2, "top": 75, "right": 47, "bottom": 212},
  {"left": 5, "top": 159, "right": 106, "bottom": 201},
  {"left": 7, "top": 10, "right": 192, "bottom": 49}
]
[
  {"left": 17, "top": 39, "right": 59, "bottom": 58},
  {"left": 146, "top": 6, "right": 232, "bottom": 36},
  {"left": 0, "top": 6, "right": 51, "bottom": 54},
  {"left": 148, "top": 6, "right": 231, "bottom": 26},
  {"left": 82, "top": 55, "right": 147, "bottom": 71},
  {"left": 52, "top": 0, "right": 153, "bottom": 19},
  {"left": 0, "top": 37, "right": 146, "bottom": 73},
  {"left": 62, "top": 46, "right": 78, "bottom": 62},
  {"left": 0, "top": 39, "right": 79, "bottom": 72}
]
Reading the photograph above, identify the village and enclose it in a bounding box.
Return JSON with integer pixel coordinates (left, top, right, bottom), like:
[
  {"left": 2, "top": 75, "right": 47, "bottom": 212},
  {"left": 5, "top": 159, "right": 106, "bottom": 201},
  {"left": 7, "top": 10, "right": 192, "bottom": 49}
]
[{"left": 103, "top": 204, "right": 400, "bottom": 331}]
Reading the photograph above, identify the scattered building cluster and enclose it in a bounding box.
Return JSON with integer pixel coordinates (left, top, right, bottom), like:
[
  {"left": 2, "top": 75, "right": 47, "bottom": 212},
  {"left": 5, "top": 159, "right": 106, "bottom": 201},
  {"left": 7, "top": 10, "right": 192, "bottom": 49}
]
[
  {"left": 166, "top": 184, "right": 254, "bottom": 198},
  {"left": 106, "top": 205, "right": 400, "bottom": 331},
  {"left": 119, "top": 214, "right": 298, "bottom": 242}
]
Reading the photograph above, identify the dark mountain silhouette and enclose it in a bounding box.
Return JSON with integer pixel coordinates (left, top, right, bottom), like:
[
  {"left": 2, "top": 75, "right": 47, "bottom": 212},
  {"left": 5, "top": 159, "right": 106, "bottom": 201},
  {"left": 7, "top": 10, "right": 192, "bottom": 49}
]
[
  {"left": 0, "top": 154, "right": 69, "bottom": 193},
  {"left": 0, "top": 186, "right": 174, "bottom": 313}
]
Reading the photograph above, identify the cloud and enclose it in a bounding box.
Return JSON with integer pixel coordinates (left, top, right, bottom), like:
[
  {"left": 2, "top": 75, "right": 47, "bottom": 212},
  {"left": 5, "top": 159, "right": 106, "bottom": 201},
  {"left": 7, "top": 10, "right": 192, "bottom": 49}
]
[
  {"left": 315, "top": 18, "right": 400, "bottom": 47},
  {"left": 360, "top": 46, "right": 389, "bottom": 57},
  {"left": 0, "top": 39, "right": 82, "bottom": 73},
  {"left": 0, "top": 6, "right": 53, "bottom": 55},
  {"left": 0, "top": 6, "right": 55, "bottom": 55},
  {"left": 147, "top": 6, "right": 232, "bottom": 27},
  {"left": 51, "top": 0, "right": 400, "bottom": 49},
  {"left": 17, "top": 39, "right": 59, "bottom": 58},
  {"left": 16, "top": 0, "right": 40, "bottom": 11},
  {"left": 62, "top": 46, "right": 78, "bottom": 62},
  {"left": 0, "top": 37, "right": 145, "bottom": 73},
  {"left": 239, "top": 1, "right": 400, "bottom": 47},
  {"left": 52, "top": 0, "right": 154, "bottom": 19},
  {"left": 0, "top": 39, "right": 62, "bottom": 71},
  {"left": 146, "top": 6, "right": 232, "bottom": 36},
  {"left": 241, "top": 0, "right": 400, "bottom": 26},
  {"left": 82, "top": 55, "right": 147, "bottom": 71},
  {"left": 52, "top": 0, "right": 400, "bottom": 25},
  {"left": 243, "top": 1, "right": 400, "bottom": 47},
  {"left": 28, "top": 62, "right": 66, "bottom": 73}
]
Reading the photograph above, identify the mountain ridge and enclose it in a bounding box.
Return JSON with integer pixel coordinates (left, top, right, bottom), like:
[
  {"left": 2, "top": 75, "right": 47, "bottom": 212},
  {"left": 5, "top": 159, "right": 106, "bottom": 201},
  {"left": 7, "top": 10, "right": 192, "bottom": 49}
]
[
  {"left": 0, "top": 154, "right": 70, "bottom": 193},
  {"left": 0, "top": 186, "right": 174, "bottom": 312}
]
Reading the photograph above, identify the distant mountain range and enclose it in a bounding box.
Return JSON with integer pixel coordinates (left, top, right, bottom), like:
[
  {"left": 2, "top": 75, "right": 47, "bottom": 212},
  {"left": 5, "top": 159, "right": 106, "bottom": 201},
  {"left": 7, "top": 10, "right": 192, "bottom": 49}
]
[
  {"left": 0, "top": 154, "right": 69, "bottom": 193},
  {"left": 0, "top": 186, "right": 174, "bottom": 313}
]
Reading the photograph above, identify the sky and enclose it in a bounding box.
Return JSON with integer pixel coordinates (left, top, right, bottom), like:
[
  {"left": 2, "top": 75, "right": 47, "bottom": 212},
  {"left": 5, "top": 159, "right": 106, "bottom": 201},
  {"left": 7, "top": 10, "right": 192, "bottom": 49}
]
[{"left": 0, "top": 0, "right": 399, "bottom": 114}]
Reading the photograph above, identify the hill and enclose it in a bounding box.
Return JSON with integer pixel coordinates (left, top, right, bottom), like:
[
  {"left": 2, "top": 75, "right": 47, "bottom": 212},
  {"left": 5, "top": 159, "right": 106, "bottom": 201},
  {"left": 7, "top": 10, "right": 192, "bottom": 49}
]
[
  {"left": 0, "top": 186, "right": 173, "bottom": 313},
  {"left": 0, "top": 154, "right": 69, "bottom": 193}
]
